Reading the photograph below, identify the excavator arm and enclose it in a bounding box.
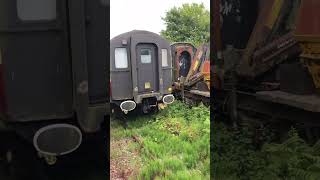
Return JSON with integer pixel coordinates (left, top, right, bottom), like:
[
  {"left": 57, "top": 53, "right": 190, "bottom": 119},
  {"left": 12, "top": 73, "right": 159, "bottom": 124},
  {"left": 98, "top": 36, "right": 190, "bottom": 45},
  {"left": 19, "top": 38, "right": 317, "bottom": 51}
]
[{"left": 236, "top": 0, "right": 302, "bottom": 78}]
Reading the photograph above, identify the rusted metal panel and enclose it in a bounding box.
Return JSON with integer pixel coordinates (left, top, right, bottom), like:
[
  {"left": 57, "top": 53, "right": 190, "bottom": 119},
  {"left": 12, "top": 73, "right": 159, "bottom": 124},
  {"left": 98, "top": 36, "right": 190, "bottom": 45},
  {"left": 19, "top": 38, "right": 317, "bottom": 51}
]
[
  {"left": 265, "top": 0, "right": 284, "bottom": 29},
  {"left": 294, "top": 0, "right": 320, "bottom": 42},
  {"left": 186, "top": 45, "right": 209, "bottom": 84},
  {"left": 239, "top": 32, "right": 302, "bottom": 78},
  {"left": 185, "top": 45, "right": 210, "bottom": 92},
  {"left": 170, "top": 43, "right": 196, "bottom": 81},
  {"left": 212, "top": 0, "right": 222, "bottom": 56},
  {"left": 172, "top": 43, "right": 210, "bottom": 92},
  {"left": 200, "top": 47, "right": 210, "bottom": 89},
  {"left": 237, "top": 0, "right": 305, "bottom": 78},
  {"left": 237, "top": 0, "right": 278, "bottom": 77},
  {"left": 253, "top": 33, "right": 297, "bottom": 61},
  {"left": 294, "top": 0, "right": 320, "bottom": 92}
]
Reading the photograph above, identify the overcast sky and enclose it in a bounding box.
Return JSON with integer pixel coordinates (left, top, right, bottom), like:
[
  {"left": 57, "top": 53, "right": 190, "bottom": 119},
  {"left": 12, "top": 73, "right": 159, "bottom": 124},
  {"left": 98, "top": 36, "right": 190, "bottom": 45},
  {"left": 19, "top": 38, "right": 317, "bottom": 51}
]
[{"left": 110, "top": 0, "right": 210, "bottom": 39}]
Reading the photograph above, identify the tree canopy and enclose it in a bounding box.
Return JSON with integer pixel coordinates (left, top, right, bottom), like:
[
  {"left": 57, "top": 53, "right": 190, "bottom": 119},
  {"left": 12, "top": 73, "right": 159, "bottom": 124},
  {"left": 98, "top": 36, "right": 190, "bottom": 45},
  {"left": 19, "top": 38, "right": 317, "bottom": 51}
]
[{"left": 161, "top": 3, "right": 210, "bottom": 47}]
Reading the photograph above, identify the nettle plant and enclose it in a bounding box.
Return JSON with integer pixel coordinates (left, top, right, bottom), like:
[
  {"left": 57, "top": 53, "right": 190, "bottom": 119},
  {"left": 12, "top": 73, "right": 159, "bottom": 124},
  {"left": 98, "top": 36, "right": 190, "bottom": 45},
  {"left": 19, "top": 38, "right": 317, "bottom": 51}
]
[{"left": 213, "top": 123, "right": 320, "bottom": 180}]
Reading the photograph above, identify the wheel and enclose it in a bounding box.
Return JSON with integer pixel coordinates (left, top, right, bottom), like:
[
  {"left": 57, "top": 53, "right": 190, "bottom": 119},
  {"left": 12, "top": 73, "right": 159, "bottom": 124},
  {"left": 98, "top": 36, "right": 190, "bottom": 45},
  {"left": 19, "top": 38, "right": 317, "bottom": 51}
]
[
  {"left": 142, "top": 105, "right": 149, "bottom": 114},
  {"left": 0, "top": 133, "right": 49, "bottom": 180}
]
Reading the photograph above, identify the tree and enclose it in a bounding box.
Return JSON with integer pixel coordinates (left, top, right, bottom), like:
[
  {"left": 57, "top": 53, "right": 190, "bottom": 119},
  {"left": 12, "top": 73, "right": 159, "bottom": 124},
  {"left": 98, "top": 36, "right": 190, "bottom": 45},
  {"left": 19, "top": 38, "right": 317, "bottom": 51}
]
[{"left": 161, "top": 3, "right": 210, "bottom": 47}]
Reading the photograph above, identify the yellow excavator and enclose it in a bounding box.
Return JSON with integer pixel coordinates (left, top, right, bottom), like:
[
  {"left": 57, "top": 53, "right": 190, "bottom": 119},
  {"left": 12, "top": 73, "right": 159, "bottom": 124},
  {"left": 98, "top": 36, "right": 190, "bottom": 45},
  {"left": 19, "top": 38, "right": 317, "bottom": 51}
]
[
  {"left": 213, "top": 0, "right": 320, "bottom": 142},
  {"left": 171, "top": 43, "right": 210, "bottom": 105}
]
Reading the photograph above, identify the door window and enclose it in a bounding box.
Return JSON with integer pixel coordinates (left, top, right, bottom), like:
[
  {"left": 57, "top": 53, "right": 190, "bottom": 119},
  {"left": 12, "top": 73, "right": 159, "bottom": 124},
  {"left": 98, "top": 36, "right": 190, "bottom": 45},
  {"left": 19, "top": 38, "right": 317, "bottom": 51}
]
[
  {"left": 115, "top": 48, "right": 128, "bottom": 69},
  {"left": 17, "top": 0, "right": 56, "bottom": 21},
  {"left": 140, "top": 49, "right": 152, "bottom": 64},
  {"left": 161, "top": 49, "right": 168, "bottom": 67}
]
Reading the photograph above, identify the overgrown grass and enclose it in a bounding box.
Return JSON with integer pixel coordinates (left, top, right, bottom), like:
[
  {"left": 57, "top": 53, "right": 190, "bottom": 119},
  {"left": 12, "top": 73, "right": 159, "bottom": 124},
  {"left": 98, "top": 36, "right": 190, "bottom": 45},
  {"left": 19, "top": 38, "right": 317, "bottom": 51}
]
[
  {"left": 111, "top": 101, "right": 210, "bottom": 179},
  {"left": 212, "top": 122, "right": 320, "bottom": 180}
]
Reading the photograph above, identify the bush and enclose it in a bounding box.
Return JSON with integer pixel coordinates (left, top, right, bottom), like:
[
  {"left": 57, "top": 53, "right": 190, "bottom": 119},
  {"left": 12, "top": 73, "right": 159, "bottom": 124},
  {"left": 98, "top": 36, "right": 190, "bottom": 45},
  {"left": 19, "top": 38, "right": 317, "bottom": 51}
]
[
  {"left": 212, "top": 123, "right": 320, "bottom": 180},
  {"left": 113, "top": 101, "right": 210, "bottom": 179}
]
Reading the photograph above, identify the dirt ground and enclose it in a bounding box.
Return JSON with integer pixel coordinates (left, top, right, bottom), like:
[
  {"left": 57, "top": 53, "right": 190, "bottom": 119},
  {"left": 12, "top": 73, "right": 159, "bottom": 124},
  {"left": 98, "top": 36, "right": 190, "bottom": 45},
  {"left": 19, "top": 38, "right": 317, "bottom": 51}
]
[{"left": 110, "top": 138, "right": 142, "bottom": 180}]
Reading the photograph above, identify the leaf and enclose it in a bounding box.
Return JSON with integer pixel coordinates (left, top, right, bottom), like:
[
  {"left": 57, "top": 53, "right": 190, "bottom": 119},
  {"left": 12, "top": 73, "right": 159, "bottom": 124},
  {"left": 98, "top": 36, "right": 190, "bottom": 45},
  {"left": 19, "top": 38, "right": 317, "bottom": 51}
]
[{"left": 160, "top": 3, "right": 209, "bottom": 47}]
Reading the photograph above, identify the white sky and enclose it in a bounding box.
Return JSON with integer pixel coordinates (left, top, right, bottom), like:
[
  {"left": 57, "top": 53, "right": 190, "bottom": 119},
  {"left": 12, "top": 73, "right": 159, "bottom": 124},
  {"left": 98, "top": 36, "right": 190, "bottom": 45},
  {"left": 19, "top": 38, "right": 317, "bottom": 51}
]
[{"left": 110, "top": 0, "right": 210, "bottom": 39}]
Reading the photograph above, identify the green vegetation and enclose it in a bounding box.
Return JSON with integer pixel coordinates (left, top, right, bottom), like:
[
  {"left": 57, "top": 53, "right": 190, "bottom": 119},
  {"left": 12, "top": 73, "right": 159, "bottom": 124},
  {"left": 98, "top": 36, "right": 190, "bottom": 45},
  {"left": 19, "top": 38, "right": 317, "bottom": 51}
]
[
  {"left": 161, "top": 3, "right": 210, "bottom": 47},
  {"left": 111, "top": 102, "right": 320, "bottom": 180},
  {"left": 213, "top": 122, "right": 320, "bottom": 180},
  {"left": 111, "top": 102, "right": 210, "bottom": 179}
]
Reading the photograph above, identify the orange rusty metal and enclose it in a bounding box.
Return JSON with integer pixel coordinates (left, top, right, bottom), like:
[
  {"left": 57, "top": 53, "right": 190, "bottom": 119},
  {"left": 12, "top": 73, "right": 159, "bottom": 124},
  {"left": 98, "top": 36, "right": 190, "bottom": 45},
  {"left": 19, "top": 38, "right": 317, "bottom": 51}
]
[
  {"left": 238, "top": 0, "right": 280, "bottom": 77},
  {"left": 294, "top": 0, "right": 320, "bottom": 42},
  {"left": 186, "top": 45, "right": 205, "bottom": 82},
  {"left": 185, "top": 44, "right": 210, "bottom": 90},
  {"left": 213, "top": 0, "right": 222, "bottom": 54},
  {"left": 294, "top": 0, "right": 320, "bottom": 91},
  {"left": 175, "top": 46, "right": 194, "bottom": 74},
  {"left": 172, "top": 43, "right": 210, "bottom": 91},
  {"left": 172, "top": 43, "right": 196, "bottom": 82}
]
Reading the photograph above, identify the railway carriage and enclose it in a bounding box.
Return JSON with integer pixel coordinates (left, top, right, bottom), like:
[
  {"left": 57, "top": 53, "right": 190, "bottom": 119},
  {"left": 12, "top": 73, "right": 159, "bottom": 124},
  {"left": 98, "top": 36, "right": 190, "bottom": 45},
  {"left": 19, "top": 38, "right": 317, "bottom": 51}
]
[
  {"left": 110, "top": 30, "right": 175, "bottom": 113},
  {"left": 0, "top": 0, "right": 109, "bottom": 163}
]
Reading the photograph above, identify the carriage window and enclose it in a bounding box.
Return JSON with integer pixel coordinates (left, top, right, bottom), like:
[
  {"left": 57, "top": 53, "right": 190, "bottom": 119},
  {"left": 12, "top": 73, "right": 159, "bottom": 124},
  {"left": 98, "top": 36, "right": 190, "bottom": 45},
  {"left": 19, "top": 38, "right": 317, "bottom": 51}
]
[
  {"left": 115, "top": 48, "right": 128, "bottom": 69},
  {"left": 161, "top": 49, "right": 168, "bottom": 67},
  {"left": 17, "top": 0, "right": 56, "bottom": 21},
  {"left": 141, "top": 49, "right": 152, "bottom": 64}
]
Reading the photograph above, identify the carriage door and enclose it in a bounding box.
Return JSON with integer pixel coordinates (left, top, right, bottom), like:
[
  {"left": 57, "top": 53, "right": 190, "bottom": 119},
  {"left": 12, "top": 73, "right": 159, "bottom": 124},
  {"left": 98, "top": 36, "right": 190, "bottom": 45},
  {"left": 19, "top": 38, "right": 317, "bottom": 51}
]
[
  {"left": 136, "top": 44, "right": 158, "bottom": 93},
  {"left": 0, "top": 0, "right": 73, "bottom": 121},
  {"left": 84, "top": 0, "right": 108, "bottom": 103}
]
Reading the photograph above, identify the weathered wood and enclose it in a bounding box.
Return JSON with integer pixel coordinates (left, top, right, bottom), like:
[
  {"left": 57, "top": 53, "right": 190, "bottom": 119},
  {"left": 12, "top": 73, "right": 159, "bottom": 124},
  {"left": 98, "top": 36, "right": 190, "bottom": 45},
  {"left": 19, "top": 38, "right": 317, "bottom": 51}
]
[
  {"left": 256, "top": 90, "right": 320, "bottom": 112},
  {"left": 189, "top": 90, "right": 210, "bottom": 98}
]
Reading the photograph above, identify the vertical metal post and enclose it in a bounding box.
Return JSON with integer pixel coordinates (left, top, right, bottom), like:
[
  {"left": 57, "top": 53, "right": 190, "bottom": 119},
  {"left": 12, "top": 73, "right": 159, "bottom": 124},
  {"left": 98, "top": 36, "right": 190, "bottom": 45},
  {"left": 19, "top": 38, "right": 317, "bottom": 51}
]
[{"left": 181, "top": 76, "right": 185, "bottom": 103}]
